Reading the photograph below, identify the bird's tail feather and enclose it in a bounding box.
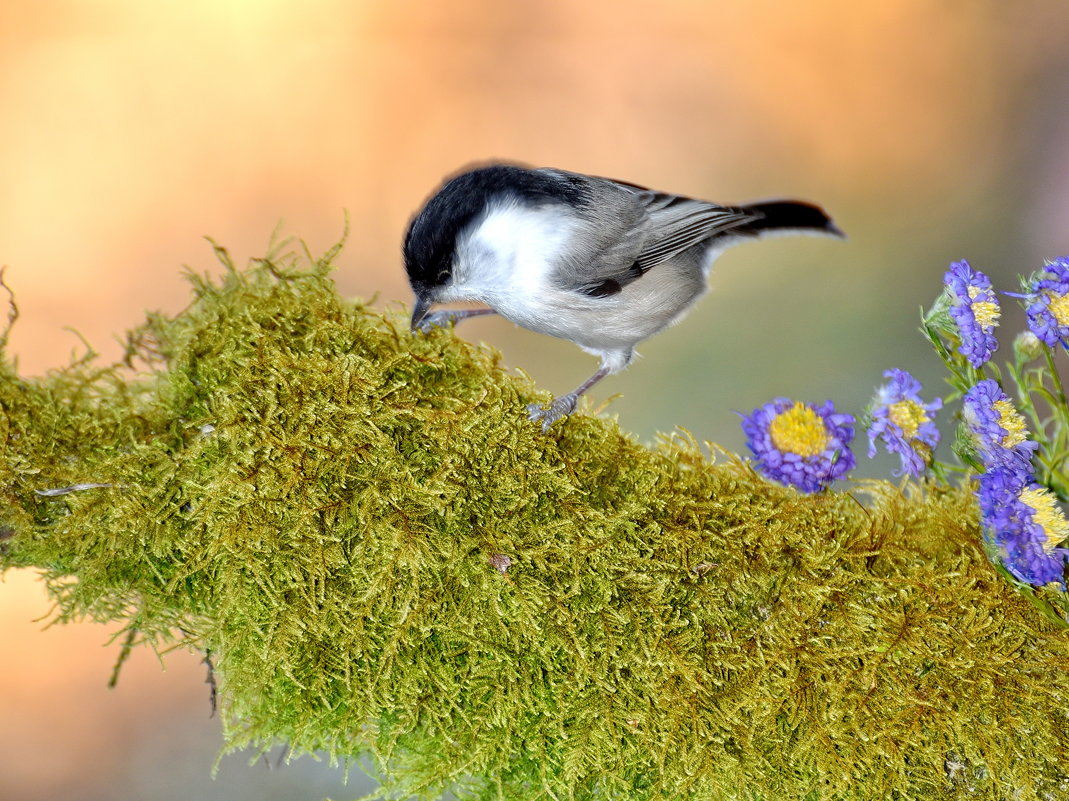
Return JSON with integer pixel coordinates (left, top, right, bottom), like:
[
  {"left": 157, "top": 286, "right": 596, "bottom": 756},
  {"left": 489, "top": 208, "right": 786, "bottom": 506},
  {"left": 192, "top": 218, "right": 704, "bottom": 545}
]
[{"left": 737, "top": 200, "right": 845, "bottom": 239}]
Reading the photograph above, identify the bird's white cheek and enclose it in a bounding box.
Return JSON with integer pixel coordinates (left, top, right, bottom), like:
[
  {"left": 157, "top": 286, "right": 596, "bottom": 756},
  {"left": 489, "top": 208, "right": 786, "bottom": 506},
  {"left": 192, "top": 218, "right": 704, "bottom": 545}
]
[{"left": 452, "top": 202, "right": 576, "bottom": 302}]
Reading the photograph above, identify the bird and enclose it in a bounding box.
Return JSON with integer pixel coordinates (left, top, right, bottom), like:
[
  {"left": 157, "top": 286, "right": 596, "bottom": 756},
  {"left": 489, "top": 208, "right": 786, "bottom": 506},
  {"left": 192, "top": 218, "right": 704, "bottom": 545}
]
[{"left": 403, "top": 163, "right": 843, "bottom": 430}]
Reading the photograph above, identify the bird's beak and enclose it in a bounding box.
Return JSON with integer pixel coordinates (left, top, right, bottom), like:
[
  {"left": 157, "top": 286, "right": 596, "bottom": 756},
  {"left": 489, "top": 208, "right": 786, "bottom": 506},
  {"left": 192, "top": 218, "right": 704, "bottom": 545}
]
[{"left": 410, "top": 293, "right": 432, "bottom": 331}]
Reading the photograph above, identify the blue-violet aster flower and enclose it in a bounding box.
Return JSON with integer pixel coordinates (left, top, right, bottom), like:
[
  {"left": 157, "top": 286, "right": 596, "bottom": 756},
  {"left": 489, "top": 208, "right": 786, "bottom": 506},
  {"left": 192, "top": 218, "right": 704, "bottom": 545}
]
[
  {"left": 961, "top": 379, "right": 1037, "bottom": 471},
  {"left": 866, "top": 368, "right": 942, "bottom": 477},
  {"left": 1018, "top": 257, "right": 1069, "bottom": 348},
  {"left": 742, "top": 398, "right": 855, "bottom": 493},
  {"left": 977, "top": 466, "right": 1069, "bottom": 588},
  {"left": 944, "top": 260, "right": 1000, "bottom": 367}
]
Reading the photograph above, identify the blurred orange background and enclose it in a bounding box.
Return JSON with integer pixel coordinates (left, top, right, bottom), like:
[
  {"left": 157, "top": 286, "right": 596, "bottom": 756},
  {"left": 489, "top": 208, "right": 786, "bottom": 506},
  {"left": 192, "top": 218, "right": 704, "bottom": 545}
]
[{"left": 3, "top": 2, "right": 1069, "bottom": 799}]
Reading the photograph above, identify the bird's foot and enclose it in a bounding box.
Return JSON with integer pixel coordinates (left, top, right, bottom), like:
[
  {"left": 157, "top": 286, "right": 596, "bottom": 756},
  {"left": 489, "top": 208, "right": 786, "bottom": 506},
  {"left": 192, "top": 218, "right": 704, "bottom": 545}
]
[
  {"left": 415, "top": 310, "right": 464, "bottom": 333},
  {"left": 414, "top": 308, "right": 496, "bottom": 334},
  {"left": 527, "top": 394, "right": 579, "bottom": 432}
]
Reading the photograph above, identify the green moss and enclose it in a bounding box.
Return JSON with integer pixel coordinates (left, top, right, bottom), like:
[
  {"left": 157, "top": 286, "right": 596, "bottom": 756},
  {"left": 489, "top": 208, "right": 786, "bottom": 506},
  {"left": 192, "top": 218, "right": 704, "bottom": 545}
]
[{"left": 1, "top": 243, "right": 1067, "bottom": 800}]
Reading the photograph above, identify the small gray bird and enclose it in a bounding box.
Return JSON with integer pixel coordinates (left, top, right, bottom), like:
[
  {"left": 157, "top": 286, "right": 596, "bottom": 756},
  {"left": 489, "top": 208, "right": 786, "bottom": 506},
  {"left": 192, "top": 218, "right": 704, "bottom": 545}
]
[{"left": 404, "top": 163, "right": 843, "bottom": 429}]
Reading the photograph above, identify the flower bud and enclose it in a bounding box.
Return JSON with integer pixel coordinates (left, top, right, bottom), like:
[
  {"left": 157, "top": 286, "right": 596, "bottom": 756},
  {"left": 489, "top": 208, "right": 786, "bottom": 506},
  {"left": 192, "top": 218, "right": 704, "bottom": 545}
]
[{"left": 1013, "top": 330, "right": 1044, "bottom": 365}]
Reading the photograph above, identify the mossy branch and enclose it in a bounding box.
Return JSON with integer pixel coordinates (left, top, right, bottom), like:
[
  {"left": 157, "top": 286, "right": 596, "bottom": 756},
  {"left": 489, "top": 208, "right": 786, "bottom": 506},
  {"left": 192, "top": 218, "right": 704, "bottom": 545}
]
[{"left": 2, "top": 243, "right": 1067, "bottom": 800}]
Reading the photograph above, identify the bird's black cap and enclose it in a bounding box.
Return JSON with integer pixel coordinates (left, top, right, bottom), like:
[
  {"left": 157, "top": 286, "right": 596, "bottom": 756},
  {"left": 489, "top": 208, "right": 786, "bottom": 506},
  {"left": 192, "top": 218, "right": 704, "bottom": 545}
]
[{"left": 403, "top": 163, "right": 588, "bottom": 294}]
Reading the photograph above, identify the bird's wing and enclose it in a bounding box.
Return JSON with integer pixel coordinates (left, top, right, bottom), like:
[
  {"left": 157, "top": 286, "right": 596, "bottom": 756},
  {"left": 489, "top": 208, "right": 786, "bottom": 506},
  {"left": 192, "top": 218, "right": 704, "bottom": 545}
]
[
  {"left": 539, "top": 170, "right": 760, "bottom": 298},
  {"left": 534, "top": 170, "right": 654, "bottom": 298},
  {"left": 630, "top": 191, "right": 760, "bottom": 273}
]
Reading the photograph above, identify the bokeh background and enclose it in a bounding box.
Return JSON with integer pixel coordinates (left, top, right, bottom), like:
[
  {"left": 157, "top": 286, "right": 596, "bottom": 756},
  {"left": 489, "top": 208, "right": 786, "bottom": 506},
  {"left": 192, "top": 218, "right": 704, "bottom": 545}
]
[{"left": 3, "top": 2, "right": 1069, "bottom": 799}]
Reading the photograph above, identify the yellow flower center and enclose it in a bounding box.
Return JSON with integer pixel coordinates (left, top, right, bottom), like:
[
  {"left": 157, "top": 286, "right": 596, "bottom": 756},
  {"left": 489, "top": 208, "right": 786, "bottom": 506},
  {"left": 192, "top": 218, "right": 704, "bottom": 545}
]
[
  {"left": 769, "top": 402, "right": 830, "bottom": 458},
  {"left": 968, "top": 286, "right": 1000, "bottom": 329},
  {"left": 1019, "top": 487, "right": 1069, "bottom": 553},
  {"left": 888, "top": 399, "right": 928, "bottom": 440},
  {"left": 992, "top": 399, "right": 1028, "bottom": 448},
  {"left": 1048, "top": 292, "right": 1069, "bottom": 327}
]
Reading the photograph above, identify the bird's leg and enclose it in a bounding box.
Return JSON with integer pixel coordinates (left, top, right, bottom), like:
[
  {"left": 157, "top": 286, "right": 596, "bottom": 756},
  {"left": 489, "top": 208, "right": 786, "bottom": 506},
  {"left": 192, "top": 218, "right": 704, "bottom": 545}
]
[
  {"left": 527, "top": 366, "right": 611, "bottom": 431},
  {"left": 415, "top": 307, "right": 497, "bottom": 333}
]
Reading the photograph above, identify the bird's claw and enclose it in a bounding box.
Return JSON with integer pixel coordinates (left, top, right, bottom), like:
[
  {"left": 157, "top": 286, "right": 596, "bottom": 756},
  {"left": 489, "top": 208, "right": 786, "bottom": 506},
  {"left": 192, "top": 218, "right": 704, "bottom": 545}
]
[
  {"left": 414, "top": 310, "right": 465, "bottom": 334},
  {"left": 527, "top": 394, "right": 578, "bottom": 432}
]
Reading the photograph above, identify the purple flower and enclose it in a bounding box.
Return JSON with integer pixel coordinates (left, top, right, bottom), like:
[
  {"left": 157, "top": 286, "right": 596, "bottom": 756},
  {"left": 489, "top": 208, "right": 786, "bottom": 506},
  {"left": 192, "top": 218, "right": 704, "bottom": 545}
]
[
  {"left": 977, "top": 467, "right": 1069, "bottom": 588},
  {"left": 944, "top": 260, "right": 1000, "bottom": 368},
  {"left": 742, "top": 398, "right": 855, "bottom": 493},
  {"left": 961, "top": 380, "right": 1037, "bottom": 471},
  {"left": 866, "top": 368, "right": 942, "bottom": 477},
  {"left": 1017, "top": 257, "right": 1069, "bottom": 348}
]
